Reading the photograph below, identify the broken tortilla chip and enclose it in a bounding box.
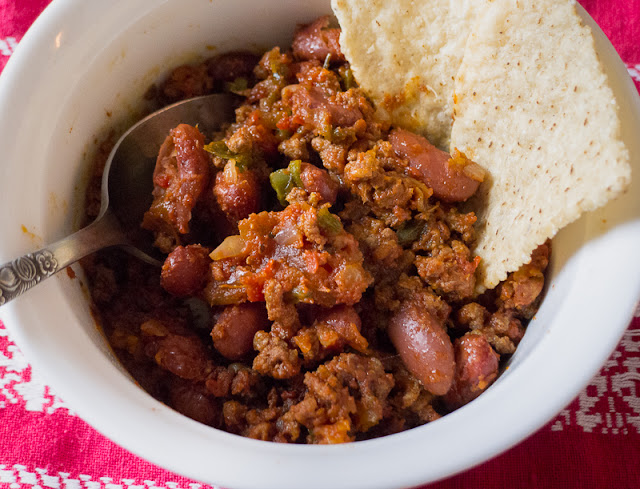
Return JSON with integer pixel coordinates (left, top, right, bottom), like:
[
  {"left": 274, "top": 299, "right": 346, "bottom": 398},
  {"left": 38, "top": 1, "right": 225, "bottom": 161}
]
[
  {"left": 450, "top": 0, "right": 631, "bottom": 290},
  {"left": 332, "top": 0, "right": 484, "bottom": 149}
]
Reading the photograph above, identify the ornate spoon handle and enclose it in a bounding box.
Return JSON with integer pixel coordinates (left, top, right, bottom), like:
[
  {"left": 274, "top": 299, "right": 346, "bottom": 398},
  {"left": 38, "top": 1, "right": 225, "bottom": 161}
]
[
  {"left": 0, "top": 211, "right": 127, "bottom": 306},
  {"left": 0, "top": 249, "right": 60, "bottom": 305}
]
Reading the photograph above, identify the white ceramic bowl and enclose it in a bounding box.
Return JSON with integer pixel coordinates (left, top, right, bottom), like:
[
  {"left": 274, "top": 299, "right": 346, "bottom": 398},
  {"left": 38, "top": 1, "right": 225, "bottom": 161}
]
[{"left": 1, "top": 1, "right": 639, "bottom": 488}]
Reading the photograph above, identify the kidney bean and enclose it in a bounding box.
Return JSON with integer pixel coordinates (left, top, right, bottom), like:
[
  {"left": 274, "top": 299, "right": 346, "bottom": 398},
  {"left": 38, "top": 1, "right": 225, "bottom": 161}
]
[
  {"left": 285, "top": 84, "right": 362, "bottom": 128},
  {"left": 387, "top": 301, "right": 455, "bottom": 396},
  {"left": 169, "top": 380, "right": 218, "bottom": 425},
  {"left": 161, "top": 245, "right": 211, "bottom": 297},
  {"left": 317, "top": 304, "right": 361, "bottom": 331},
  {"left": 444, "top": 333, "right": 500, "bottom": 409},
  {"left": 207, "top": 51, "right": 260, "bottom": 83},
  {"left": 212, "top": 302, "right": 270, "bottom": 360},
  {"left": 291, "top": 16, "right": 345, "bottom": 63},
  {"left": 300, "top": 162, "right": 339, "bottom": 205},
  {"left": 389, "top": 128, "right": 481, "bottom": 203},
  {"left": 160, "top": 64, "right": 213, "bottom": 104},
  {"left": 154, "top": 334, "right": 210, "bottom": 381},
  {"left": 314, "top": 305, "right": 367, "bottom": 352},
  {"left": 213, "top": 161, "right": 262, "bottom": 225},
  {"left": 144, "top": 124, "right": 210, "bottom": 236}
]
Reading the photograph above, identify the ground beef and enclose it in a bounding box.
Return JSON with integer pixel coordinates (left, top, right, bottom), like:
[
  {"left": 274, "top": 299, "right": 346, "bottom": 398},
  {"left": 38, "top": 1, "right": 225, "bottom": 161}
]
[
  {"left": 342, "top": 143, "right": 433, "bottom": 227},
  {"left": 285, "top": 353, "right": 394, "bottom": 444},
  {"left": 252, "top": 330, "right": 301, "bottom": 379},
  {"left": 497, "top": 242, "right": 550, "bottom": 318},
  {"left": 415, "top": 240, "right": 480, "bottom": 301}
]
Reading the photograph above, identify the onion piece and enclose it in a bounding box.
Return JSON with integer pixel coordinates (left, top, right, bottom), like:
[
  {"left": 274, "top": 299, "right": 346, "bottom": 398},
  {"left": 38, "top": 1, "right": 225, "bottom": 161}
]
[
  {"left": 447, "top": 148, "right": 485, "bottom": 183},
  {"left": 274, "top": 225, "right": 301, "bottom": 246},
  {"left": 462, "top": 161, "right": 486, "bottom": 182},
  {"left": 210, "top": 235, "right": 246, "bottom": 260}
]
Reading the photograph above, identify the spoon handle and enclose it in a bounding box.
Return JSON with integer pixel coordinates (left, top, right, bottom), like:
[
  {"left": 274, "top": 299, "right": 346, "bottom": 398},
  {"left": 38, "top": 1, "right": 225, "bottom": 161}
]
[{"left": 0, "top": 211, "right": 126, "bottom": 306}]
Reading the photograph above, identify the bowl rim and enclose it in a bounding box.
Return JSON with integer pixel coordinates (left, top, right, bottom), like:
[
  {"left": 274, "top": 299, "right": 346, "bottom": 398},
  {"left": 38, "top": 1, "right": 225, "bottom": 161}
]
[{"left": 1, "top": 1, "right": 640, "bottom": 488}]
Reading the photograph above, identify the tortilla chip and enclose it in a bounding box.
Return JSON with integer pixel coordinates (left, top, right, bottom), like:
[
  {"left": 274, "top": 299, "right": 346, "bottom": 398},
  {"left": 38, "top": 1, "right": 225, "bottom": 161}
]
[
  {"left": 450, "top": 0, "right": 631, "bottom": 290},
  {"left": 331, "top": 0, "right": 484, "bottom": 149}
]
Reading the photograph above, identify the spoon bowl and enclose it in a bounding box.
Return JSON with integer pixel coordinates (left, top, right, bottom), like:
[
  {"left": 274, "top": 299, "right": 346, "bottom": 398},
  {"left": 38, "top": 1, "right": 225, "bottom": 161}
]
[{"left": 0, "top": 93, "right": 237, "bottom": 306}]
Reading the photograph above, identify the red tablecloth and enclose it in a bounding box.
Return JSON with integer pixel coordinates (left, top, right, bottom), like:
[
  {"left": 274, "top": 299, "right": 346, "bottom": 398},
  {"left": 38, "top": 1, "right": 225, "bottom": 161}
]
[{"left": 1, "top": 1, "right": 640, "bottom": 488}]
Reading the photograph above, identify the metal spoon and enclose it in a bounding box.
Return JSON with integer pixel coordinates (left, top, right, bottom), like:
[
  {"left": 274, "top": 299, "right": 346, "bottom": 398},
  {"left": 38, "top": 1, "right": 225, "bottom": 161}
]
[{"left": 0, "top": 93, "right": 237, "bottom": 306}]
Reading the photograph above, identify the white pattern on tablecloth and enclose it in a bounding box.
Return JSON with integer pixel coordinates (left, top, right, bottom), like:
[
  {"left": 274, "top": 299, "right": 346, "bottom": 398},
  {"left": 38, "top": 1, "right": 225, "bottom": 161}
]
[
  {"left": 0, "top": 323, "right": 70, "bottom": 414},
  {"left": 627, "top": 63, "right": 640, "bottom": 82},
  {"left": 550, "top": 326, "right": 640, "bottom": 434},
  {"left": 0, "top": 464, "right": 216, "bottom": 489},
  {"left": 0, "top": 37, "right": 18, "bottom": 57}
]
